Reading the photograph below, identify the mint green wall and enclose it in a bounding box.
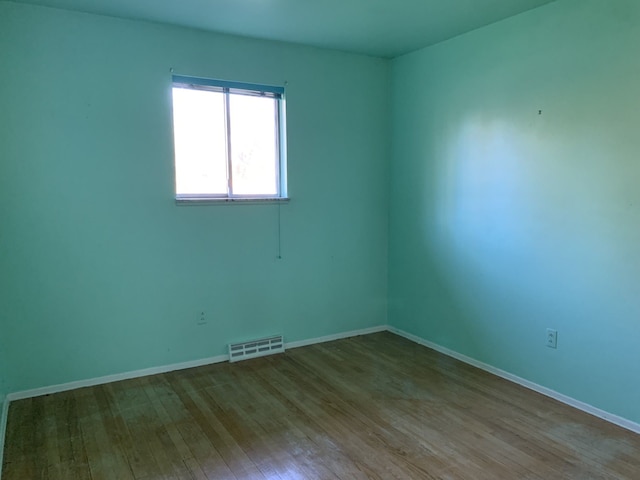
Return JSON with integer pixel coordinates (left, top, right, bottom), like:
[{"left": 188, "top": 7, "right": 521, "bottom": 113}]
[
  {"left": 1, "top": 305, "right": 7, "bottom": 403},
  {"left": 0, "top": 369, "right": 5, "bottom": 406},
  {"left": 4, "top": 0, "right": 638, "bottom": 428},
  {"left": 0, "top": 2, "right": 390, "bottom": 394},
  {"left": 389, "top": 0, "right": 640, "bottom": 423}
]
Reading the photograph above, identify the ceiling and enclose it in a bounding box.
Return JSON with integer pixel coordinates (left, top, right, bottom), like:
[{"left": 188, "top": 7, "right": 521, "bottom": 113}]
[{"left": 9, "top": 0, "right": 556, "bottom": 58}]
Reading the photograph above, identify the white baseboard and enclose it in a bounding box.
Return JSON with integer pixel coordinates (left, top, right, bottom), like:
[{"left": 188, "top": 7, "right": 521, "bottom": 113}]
[
  {"left": 6, "top": 354, "right": 229, "bottom": 402},
  {"left": 388, "top": 326, "right": 640, "bottom": 435},
  {"left": 3, "top": 321, "right": 637, "bottom": 465},
  {"left": 286, "top": 325, "right": 388, "bottom": 350},
  {"left": 0, "top": 396, "right": 9, "bottom": 480},
  {"left": 5, "top": 325, "right": 388, "bottom": 402}
]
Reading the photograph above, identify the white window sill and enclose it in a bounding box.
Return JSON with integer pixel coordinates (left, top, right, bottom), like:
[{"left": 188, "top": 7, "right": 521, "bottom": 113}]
[{"left": 176, "top": 196, "right": 290, "bottom": 206}]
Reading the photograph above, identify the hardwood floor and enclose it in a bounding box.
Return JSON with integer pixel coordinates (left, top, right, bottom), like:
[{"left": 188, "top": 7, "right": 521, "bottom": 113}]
[{"left": 3, "top": 332, "right": 640, "bottom": 479}]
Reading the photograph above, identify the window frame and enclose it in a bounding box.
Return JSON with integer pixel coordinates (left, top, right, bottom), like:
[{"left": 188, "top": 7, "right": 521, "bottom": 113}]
[{"left": 171, "top": 75, "right": 288, "bottom": 204}]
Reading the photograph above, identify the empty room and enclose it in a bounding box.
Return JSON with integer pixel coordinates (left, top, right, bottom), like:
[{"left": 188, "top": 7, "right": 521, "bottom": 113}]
[{"left": 1, "top": 0, "right": 639, "bottom": 478}]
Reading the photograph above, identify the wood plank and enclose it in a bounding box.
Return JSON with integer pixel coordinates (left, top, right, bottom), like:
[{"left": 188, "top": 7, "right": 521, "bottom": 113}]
[{"left": 3, "top": 332, "right": 639, "bottom": 479}]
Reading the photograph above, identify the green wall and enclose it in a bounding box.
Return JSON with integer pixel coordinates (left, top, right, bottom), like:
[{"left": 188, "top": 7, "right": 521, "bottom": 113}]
[
  {"left": 0, "top": 2, "right": 390, "bottom": 394},
  {"left": 1, "top": 282, "right": 7, "bottom": 404},
  {"left": 389, "top": 0, "right": 640, "bottom": 423},
  {"left": 2, "top": 0, "right": 639, "bottom": 428}
]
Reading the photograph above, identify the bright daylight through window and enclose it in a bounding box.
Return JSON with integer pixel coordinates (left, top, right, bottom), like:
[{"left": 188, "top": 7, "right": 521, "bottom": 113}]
[{"left": 171, "top": 75, "right": 286, "bottom": 202}]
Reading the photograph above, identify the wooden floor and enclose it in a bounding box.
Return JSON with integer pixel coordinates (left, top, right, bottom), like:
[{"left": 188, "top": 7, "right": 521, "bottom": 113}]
[{"left": 3, "top": 332, "right": 640, "bottom": 479}]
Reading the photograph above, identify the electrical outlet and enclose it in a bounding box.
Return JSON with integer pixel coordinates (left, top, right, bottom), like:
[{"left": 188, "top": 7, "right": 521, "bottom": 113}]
[
  {"left": 197, "top": 311, "right": 207, "bottom": 325},
  {"left": 546, "top": 328, "right": 557, "bottom": 349}
]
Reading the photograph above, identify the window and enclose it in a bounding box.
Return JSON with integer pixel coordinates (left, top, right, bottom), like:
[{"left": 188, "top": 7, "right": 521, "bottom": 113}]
[{"left": 171, "top": 75, "right": 287, "bottom": 202}]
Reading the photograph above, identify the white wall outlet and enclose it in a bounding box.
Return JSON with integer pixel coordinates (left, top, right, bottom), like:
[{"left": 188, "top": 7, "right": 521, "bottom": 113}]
[
  {"left": 197, "top": 311, "right": 207, "bottom": 325},
  {"left": 546, "top": 328, "right": 557, "bottom": 349}
]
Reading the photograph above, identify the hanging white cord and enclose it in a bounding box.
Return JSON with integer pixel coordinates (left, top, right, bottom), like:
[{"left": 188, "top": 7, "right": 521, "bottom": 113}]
[{"left": 277, "top": 202, "right": 282, "bottom": 259}]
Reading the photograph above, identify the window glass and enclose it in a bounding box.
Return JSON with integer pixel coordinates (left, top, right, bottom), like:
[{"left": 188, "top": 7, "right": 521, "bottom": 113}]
[{"left": 171, "top": 76, "right": 286, "bottom": 201}]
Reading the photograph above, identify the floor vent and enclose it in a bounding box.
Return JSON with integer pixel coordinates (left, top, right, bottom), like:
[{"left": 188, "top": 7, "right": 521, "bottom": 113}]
[{"left": 229, "top": 335, "right": 285, "bottom": 363}]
